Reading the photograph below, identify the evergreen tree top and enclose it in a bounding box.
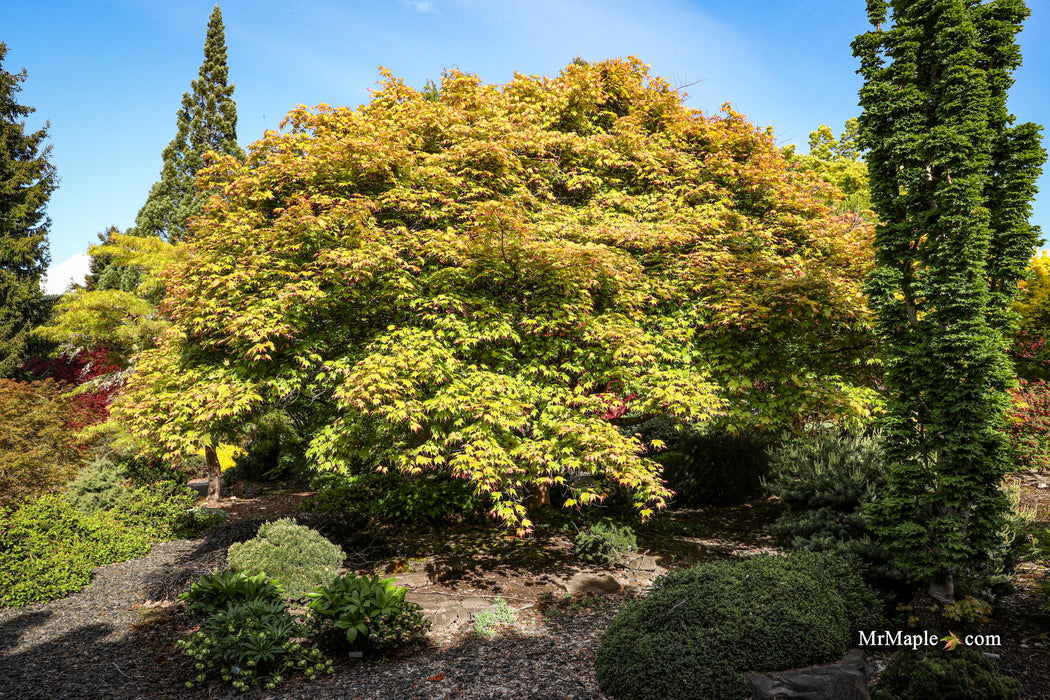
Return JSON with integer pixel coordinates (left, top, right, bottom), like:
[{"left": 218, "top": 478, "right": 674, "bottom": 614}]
[
  {"left": 132, "top": 4, "right": 244, "bottom": 241},
  {"left": 0, "top": 41, "right": 56, "bottom": 376},
  {"left": 0, "top": 42, "right": 56, "bottom": 278}
]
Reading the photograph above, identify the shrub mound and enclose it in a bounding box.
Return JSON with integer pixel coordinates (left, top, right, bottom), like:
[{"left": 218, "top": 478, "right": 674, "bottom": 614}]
[
  {"left": 0, "top": 487, "right": 217, "bottom": 608},
  {"left": 227, "top": 518, "right": 345, "bottom": 600},
  {"left": 870, "top": 646, "right": 1020, "bottom": 700},
  {"left": 594, "top": 551, "right": 884, "bottom": 700},
  {"left": 64, "top": 458, "right": 128, "bottom": 514},
  {"left": 574, "top": 521, "right": 636, "bottom": 566}
]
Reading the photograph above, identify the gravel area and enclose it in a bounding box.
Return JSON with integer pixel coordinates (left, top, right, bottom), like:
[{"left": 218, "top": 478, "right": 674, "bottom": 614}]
[{"left": 0, "top": 520, "right": 621, "bottom": 699}]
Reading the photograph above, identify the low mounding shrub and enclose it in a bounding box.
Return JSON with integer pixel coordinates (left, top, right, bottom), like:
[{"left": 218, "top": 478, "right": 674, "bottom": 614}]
[
  {"left": 574, "top": 521, "right": 637, "bottom": 566},
  {"left": 594, "top": 551, "right": 885, "bottom": 700},
  {"left": 870, "top": 646, "right": 1020, "bottom": 700},
  {"left": 656, "top": 427, "right": 772, "bottom": 507},
  {"left": 178, "top": 599, "right": 333, "bottom": 692},
  {"left": 179, "top": 570, "right": 284, "bottom": 616},
  {"left": 110, "top": 480, "right": 205, "bottom": 541},
  {"left": 227, "top": 518, "right": 345, "bottom": 600},
  {"left": 306, "top": 573, "right": 430, "bottom": 651},
  {"left": 0, "top": 495, "right": 151, "bottom": 607},
  {"left": 64, "top": 457, "right": 128, "bottom": 514},
  {"left": 763, "top": 428, "right": 893, "bottom": 585},
  {"left": 300, "top": 471, "right": 483, "bottom": 523},
  {"left": 0, "top": 487, "right": 224, "bottom": 609}
]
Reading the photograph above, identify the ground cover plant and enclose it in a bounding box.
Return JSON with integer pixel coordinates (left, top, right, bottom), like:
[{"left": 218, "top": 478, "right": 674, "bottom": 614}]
[
  {"left": 112, "top": 57, "right": 879, "bottom": 535},
  {"left": 0, "top": 483, "right": 217, "bottom": 608},
  {"left": 178, "top": 599, "right": 333, "bottom": 692},
  {"left": 306, "top": 573, "right": 430, "bottom": 651}
]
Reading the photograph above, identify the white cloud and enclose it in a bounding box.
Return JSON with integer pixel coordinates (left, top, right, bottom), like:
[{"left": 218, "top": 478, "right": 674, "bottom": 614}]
[
  {"left": 402, "top": 0, "right": 440, "bottom": 14},
  {"left": 41, "top": 253, "right": 91, "bottom": 295}
]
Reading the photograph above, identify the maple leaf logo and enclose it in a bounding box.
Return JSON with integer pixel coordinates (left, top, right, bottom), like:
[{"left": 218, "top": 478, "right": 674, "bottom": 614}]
[{"left": 940, "top": 631, "right": 961, "bottom": 651}]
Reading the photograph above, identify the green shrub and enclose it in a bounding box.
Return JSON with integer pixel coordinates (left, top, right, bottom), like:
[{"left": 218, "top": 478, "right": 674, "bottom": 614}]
[
  {"left": 656, "top": 427, "right": 772, "bottom": 507},
  {"left": 64, "top": 457, "right": 128, "bottom": 514},
  {"left": 227, "top": 519, "right": 345, "bottom": 600},
  {"left": 763, "top": 428, "right": 893, "bottom": 586},
  {"left": 594, "top": 551, "right": 885, "bottom": 700},
  {"left": 474, "top": 596, "right": 515, "bottom": 638},
  {"left": 110, "top": 480, "right": 203, "bottom": 540},
  {"left": 306, "top": 573, "right": 430, "bottom": 651},
  {"left": 179, "top": 570, "right": 284, "bottom": 616},
  {"left": 574, "top": 521, "right": 637, "bottom": 566},
  {"left": 0, "top": 495, "right": 152, "bottom": 607},
  {"left": 301, "top": 471, "right": 483, "bottom": 523},
  {"left": 178, "top": 599, "right": 333, "bottom": 692},
  {"left": 870, "top": 646, "right": 1020, "bottom": 700},
  {"left": 226, "top": 410, "right": 307, "bottom": 483}
]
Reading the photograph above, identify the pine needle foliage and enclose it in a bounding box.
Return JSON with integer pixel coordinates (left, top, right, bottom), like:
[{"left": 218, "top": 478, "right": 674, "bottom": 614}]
[
  {"left": 132, "top": 5, "right": 244, "bottom": 241},
  {"left": 853, "top": 0, "right": 1046, "bottom": 598},
  {"left": 0, "top": 42, "right": 56, "bottom": 376}
]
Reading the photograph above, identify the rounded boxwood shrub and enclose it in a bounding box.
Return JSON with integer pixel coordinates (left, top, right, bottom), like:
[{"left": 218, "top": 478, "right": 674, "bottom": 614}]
[
  {"left": 227, "top": 518, "right": 345, "bottom": 600},
  {"left": 870, "top": 646, "right": 1020, "bottom": 700},
  {"left": 594, "top": 551, "right": 885, "bottom": 700}
]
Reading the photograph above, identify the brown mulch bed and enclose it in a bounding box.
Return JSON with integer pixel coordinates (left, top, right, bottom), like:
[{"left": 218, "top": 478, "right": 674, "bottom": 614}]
[{"left": 1, "top": 478, "right": 1049, "bottom": 698}]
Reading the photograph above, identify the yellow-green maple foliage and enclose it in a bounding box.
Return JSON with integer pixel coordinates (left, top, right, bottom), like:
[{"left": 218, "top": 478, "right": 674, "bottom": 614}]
[{"left": 121, "top": 59, "right": 876, "bottom": 531}]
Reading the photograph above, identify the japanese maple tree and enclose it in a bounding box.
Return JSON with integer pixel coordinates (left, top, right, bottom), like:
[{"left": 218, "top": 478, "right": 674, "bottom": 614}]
[{"left": 124, "top": 59, "right": 877, "bottom": 531}]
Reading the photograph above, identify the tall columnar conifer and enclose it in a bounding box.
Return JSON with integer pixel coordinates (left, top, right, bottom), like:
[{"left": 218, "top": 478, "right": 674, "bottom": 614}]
[
  {"left": 0, "top": 42, "right": 56, "bottom": 376},
  {"left": 853, "top": 0, "right": 1045, "bottom": 599},
  {"left": 132, "top": 5, "right": 244, "bottom": 241}
]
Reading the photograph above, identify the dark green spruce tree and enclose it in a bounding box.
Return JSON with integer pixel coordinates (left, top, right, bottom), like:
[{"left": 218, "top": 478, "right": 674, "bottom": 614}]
[
  {"left": 0, "top": 42, "right": 57, "bottom": 376},
  {"left": 132, "top": 5, "right": 244, "bottom": 241},
  {"left": 854, "top": 0, "right": 1045, "bottom": 600}
]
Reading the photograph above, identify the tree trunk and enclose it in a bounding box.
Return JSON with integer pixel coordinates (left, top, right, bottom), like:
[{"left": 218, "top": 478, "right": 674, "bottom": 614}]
[
  {"left": 526, "top": 483, "right": 551, "bottom": 509},
  {"left": 204, "top": 443, "right": 222, "bottom": 506}
]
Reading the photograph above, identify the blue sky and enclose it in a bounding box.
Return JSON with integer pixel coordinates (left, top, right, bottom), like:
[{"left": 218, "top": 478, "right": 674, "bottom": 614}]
[{"left": 4, "top": 0, "right": 1048, "bottom": 292}]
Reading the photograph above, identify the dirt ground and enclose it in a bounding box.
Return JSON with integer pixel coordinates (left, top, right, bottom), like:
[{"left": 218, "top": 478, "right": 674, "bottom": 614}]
[{"left": 196, "top": 472, "right": 1050, "bottom": 698}]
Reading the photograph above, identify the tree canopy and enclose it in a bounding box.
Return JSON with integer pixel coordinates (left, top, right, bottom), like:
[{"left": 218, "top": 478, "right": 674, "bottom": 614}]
[
  {"left": 117, "top": 58, "right": 877, "bottom": 531},
  {"left": 0, "top": 42, "right": 56, "bottom": 376}
]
